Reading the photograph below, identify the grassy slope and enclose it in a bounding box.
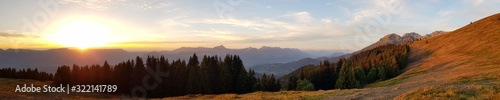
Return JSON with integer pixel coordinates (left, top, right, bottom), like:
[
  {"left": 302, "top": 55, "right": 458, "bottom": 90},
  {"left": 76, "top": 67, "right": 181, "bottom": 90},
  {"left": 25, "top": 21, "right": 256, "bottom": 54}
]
[
  {"left": 395, "top": 13, "right": 500, "bottom": 99},
  {"left": 327, "top": 13, "right": 500, "bottom": 100},
  {"left": 354, "top": 13, "right": 500, "bottom": 99},
  {"left": 162, "top": 90, "right": 359, "bottom": 100}
]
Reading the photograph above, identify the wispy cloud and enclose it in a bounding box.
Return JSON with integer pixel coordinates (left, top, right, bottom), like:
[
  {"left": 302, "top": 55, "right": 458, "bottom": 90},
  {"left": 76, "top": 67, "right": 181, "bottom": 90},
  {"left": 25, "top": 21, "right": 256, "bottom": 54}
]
[
  {"left": 0, "top": 32, "right": 25, "bottom": 38},
  {"left": 0, "top": 30, "right": 38, "bottom": 38},
  {"left": 282, "top": 11, "right": 314, "bottom": 23},
  {"left": 110, "top": 40, "right": 207, "bottom": 44},
  {"left": 343, "top": 0, "right": 408, "bottom": 26},
  {"left": 462, "top": 0, "right": 484, "bottom": 7},
  {"left": 197, "top": 17, "right": 345, "bottom": 42},
  {"left": 196, "top": 18, "right": 274, "bottom": 29},
  {"left": 159, "top": 19, "right": 191, "bottom": 27},
  {"left": 191, "top": 30, "right": 245, "bottom": 41},
  {"left": 438, "top": 10, "right": 455, "bottom": 17},
  {"left": 60, "top": 0, "right": 171, "bottom": 11},
  {"left": 60, "top": 0, "right": 119, "bottom": 10}
]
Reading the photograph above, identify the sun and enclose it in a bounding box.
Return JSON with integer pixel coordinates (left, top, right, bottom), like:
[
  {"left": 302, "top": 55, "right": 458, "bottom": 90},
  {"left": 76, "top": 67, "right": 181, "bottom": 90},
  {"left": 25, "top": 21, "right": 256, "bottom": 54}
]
[{"left": 46, "top": 19, "right": 113, "bottom": 50}]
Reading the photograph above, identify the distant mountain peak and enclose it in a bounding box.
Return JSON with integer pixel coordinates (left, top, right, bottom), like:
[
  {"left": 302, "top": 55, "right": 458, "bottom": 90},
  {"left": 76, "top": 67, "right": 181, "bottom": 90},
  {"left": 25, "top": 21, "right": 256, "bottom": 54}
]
[
  {"left": 213, "top": 45, "right": 226, "bottom": 49},
  {"left": 381, "top": 33, "right": 402, "bottom": 41},
  {"left": 402, "top": 32, "right": 421, "bottom": 38},
  {"left": 362, "top": 30, "right": 449, "bottom": 52},
  {"left": 49, "top": 48, "right": 70, "bottom": 50},
  {"left": 260, "top": 46, "right": 281, "bottom": 49},
  {"left": 425, "top": 31, "right": 448, "bottom": 37}
]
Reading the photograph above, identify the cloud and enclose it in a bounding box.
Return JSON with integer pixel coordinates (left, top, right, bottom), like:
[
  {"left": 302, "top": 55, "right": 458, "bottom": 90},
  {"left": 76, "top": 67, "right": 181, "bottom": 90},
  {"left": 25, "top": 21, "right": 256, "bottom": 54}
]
[
  {"left": 191, "top": 30, "right": 245, "bottom": 41},
  {"left": 196, "top": 17, "right": 274, "bottom": 29},
  {"left": 321, "top": 18, "right": 332, "bottom": 24},
  {"left": 438, "top": 10, "right": 455, "bottom": 17},
  {"left": 110, "top": 40, "right": 207, "bottom": 44},
  {"left": 141, "top": 2, "right": 171, "bottom": 10},
  {"left": 155, "top": 16, "right": 348, "bottom": 44},
  {"left": 60, "top": 0, "right": 170, "bottom": 11},
  {"left": 0, "top": 30, "right": 38, "bottom": 38},
  {"left": 475, "top": 0, "right": 484, "bottom": 6},
  {"left": 282, "top": 11, "right": 314, "bottom": 23},
  {"left": 207, "top": 18, "right": 346, "bottom": 42},
  {"left": 334, "top": 0, "right": 408, "bottom": 26},
  {"left": 0, "top": 32, "right": 25, "bottom": 38},
  {"left": 159, "top": 19, "right": 191, "bottom": 27},
  {"left": 60, "top": 0, "right": 118, "bottom": 10}
]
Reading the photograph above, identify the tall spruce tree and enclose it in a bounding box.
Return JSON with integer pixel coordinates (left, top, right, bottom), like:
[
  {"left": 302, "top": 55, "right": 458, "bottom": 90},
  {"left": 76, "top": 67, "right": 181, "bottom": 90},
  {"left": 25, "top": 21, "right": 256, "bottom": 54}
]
[
  {"left": 287, "top": 76, "right": 299, "bottom": 90},
  {"left": 186, "top": 54, "right": 202, "bottom": 94},
  {"left": 335, "top": 62, "right": 359, "bottom": 89}
]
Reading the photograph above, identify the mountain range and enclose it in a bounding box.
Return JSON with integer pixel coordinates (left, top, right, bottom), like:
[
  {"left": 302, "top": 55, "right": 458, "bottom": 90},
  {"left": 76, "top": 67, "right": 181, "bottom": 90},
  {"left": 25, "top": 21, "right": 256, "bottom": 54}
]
[
  {"left": 251, "top": 31, "right": 448, "bottom": 78},
  {"left": 0, "top": 45, "right": 316, "bottom": 73},
  {"left": 144, "top": 45, "right": 311, "bottom": 66},
  {"left": 0, "top": 31, "right": 448, "bottom": 76},
  {"left": 0, "top": 48, "right": 137, "bottom": 73}
]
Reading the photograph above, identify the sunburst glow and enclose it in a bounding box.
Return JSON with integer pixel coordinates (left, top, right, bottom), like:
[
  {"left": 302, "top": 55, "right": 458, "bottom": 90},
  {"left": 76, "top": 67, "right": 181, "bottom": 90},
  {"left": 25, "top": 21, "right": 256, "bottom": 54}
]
[{"left": 45, "top": 19, "right": 113, "bottom": 50}]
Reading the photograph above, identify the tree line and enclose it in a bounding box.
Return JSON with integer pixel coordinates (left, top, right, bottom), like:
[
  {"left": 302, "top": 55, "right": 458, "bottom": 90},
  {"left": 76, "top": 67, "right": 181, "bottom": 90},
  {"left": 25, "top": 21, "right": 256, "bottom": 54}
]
[
  {"left": 0, "top": 67, "right": 53, "bottom": 81},
  {"left": 53, "top": 54, "right": 280, "bottom": 98},
  {"left": 1, "top": 44, "right": 408, "bottom": 97},
  {"left": 285, "top": 44, "right": 410, "bottom": 90}
]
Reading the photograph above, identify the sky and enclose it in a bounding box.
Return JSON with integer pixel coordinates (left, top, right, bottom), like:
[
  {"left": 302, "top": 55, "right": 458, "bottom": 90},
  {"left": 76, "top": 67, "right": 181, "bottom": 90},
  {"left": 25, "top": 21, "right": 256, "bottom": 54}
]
[{"left": 0, "top": 0, "right": 499, "bottom": 52}]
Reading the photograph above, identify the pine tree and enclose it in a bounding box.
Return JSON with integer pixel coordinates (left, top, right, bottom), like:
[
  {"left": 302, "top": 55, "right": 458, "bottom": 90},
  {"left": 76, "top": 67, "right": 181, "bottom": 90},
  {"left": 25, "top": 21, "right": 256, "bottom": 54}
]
[
  {"left": 335, "top": 62, "right": 359, "bottom": 89},
  {"left": 287, "top": 76, "right": 299, "bottom": 90},
  {"left": 221, "top": 55, "right": 233, "bottom": 93},
  {"left": 102, "top": 61, "right": 112, "bottom": 85},
  {"left": 268, "top": 74, "right": 277, "bottom": 91},
  {"left": 210, "top": 56, "right": 221, "bottom": 93},
  {"left": 366, "top": 68, "right": 378, "bottom": 83},
  {"left": 234, "top": 56, "right": 249, "bottom": 93},
  {"left": 354, "top": 67, "right": 367, "bottom": 86},
  {"left": 71, "top": 64, "right": 80, "bottom": 85},
  {"left": 54, "top": 65, "right": 71, "bottom": 85},
  {"left": 199, "top": 55, "right": 210, "bottom": 94},
  {"left": 246, "top": 69, "right": 257, "bottom": 93},
  {"left": 132, "top": 56, "right": 147, "bottom": 96},
  {"left": 186, "top": 54, "right": 202, "bottom": 94},
  {"left": 276, "top": 79, "right": 282, "bottom": 91},
  {"left": 377, "top": 67, "right": 387, "bottom": 81}
]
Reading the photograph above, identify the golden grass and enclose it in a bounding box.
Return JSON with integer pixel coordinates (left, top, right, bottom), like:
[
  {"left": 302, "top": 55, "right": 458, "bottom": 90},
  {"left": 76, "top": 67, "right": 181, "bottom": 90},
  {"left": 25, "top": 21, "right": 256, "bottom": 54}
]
[
  {"left": 394, "top": 13, "right": 500, "bottom": 99},
  {"left": 162, "top": 89, "right": 357, "bottom": 100},
  {"left": 401, "top": 76, "right": 500, "bottom": 100},
  {"left": 364, "top": 71, "right": 427, "bottom": 88}
]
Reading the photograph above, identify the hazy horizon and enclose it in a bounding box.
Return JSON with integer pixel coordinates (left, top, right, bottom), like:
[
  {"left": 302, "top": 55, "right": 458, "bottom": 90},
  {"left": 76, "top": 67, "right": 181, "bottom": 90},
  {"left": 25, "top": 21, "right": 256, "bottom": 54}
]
[{"left": 0, "top": 45, "right": 354, "bottom": 53}]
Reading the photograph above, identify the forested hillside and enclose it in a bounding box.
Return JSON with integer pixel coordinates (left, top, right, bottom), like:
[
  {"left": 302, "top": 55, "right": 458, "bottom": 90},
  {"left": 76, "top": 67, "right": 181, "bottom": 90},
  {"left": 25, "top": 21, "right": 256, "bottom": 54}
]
[
  {"left": 51, "top": 54, "right": 280, "bottom": 98},
  {"left": 282, "top": 44, "right": 410, "bottom": 90}
]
